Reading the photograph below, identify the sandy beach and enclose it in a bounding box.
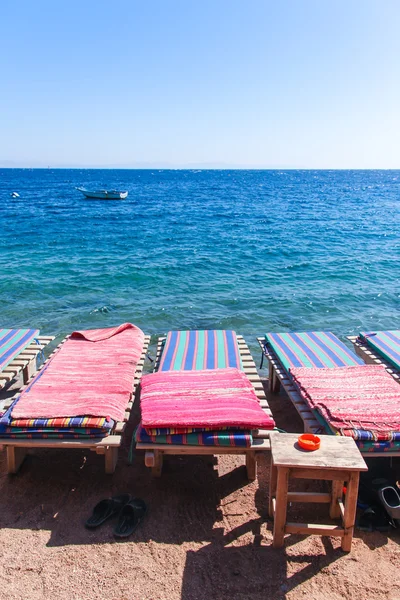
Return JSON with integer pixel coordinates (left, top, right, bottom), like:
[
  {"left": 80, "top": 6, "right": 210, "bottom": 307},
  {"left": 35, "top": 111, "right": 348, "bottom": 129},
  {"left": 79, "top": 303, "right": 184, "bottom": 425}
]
[{"left": 0, "top": 381, "right": 399, "bottom": 600}]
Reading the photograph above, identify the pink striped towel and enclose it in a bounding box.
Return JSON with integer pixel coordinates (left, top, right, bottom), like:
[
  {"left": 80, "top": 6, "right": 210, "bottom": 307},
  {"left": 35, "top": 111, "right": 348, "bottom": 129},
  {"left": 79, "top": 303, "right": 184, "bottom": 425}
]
[
  {"left": 11, "top": 323, "right": 145, "bottom": 422},
  {"left": 291, "top": 364, "right": 400, "bottom": 432},
  {"left": 140, "top": 368, "right": 275, "bottom": 429}
]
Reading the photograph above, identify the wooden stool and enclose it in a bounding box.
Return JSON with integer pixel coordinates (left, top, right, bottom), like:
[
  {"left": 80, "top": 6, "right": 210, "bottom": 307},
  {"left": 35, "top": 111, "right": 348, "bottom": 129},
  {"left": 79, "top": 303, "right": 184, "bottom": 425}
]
[{"left": 269, "top": 433, "right": 367, "bottom": 552}]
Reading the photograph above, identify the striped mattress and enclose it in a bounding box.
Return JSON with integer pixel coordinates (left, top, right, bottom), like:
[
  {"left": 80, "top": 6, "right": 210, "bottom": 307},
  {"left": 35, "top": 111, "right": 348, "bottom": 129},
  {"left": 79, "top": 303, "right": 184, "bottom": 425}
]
[
  {"left": 158, "top": 330, "right": 242, "bottom": 371},
  {"left": 265, "top": 331, "right": 363, "bottom": 371},
  {"left": 359, "top": 330, "right": 400, "bottom": 371},
  {"left": 0, "top": 328, "right": 39, "bottom": 372}
]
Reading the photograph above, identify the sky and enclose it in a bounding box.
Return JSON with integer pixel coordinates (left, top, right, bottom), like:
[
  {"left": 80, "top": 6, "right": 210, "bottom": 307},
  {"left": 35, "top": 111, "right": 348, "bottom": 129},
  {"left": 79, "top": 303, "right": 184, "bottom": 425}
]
[{"left": 1, "top": 0, "right": 400, "bottom": 169}]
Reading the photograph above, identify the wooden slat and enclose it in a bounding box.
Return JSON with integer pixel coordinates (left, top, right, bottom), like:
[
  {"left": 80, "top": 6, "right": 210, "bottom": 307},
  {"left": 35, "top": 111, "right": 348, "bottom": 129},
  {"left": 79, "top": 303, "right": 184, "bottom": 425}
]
[
  {"left": 287, "top": 492, "right": 331, "bottom": 503},
  {"left": 0, "top": 434, "right": 121, "bottom": 450},
  {"left": 285, "top": 522, "right": 345, "bottom": 537}
]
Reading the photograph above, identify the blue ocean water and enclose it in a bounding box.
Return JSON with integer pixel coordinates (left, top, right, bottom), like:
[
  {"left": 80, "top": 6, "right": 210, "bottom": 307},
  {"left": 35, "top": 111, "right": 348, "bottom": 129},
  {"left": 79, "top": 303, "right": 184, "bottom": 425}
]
[{"left": 0, "top": 169, "right": 399, "bottom": 350}]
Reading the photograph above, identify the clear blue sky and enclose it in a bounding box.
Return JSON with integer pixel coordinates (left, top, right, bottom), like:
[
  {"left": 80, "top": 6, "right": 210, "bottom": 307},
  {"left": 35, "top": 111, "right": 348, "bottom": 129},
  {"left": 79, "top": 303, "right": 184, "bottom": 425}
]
[{"left": 1, "top": 0, "right": 400, "bottom": 168}]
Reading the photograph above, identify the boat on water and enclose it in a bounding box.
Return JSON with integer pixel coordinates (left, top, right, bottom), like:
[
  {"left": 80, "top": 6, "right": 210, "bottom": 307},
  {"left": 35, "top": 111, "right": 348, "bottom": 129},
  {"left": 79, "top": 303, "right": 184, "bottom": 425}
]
[{"left": 76, "top": 187, "right": 128, "bottom": 200}]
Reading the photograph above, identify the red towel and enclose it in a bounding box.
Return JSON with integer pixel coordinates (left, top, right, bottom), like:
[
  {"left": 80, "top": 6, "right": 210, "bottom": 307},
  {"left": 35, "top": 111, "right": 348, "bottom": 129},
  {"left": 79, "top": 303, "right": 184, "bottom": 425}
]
[
  {"left": 291, "top": 364, "right": 400, "bottom": 432},
  {"left": 140, "top": 368, "right": 275, "bottom": 429},
  {"left": 11, "top": 323, "right": 145, "bottom": 422}
]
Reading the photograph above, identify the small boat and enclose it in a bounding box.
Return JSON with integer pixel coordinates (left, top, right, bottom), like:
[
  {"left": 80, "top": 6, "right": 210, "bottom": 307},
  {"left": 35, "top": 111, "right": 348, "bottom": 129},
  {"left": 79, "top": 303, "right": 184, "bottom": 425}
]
[
  {"left": 11, "top": 192, "right": 20, "bottom": 198},
  {"left": 76, "top": 187, "right": 128, "bottom": 200}
]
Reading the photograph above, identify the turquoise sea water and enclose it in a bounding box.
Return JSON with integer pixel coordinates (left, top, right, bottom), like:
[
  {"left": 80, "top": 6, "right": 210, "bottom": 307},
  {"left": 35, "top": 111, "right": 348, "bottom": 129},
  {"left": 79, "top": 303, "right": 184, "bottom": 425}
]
[{"left": 0, "top": 169, "right": 399, "bottom": 349}]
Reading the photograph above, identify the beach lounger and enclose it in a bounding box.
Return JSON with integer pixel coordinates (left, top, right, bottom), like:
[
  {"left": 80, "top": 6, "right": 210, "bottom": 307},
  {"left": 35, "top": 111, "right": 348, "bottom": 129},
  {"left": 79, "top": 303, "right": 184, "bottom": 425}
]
[
  {"left": 0, "top": 324, "right": 149, "bottom": 474},
  {"left": 258, "top": 332, "right": 400, "bottom": 457},
  {"left": 349, "top": 331, "right": 400, "bottom": 383},
  {"left": 136, "top": 330, "right": 275, "bottom": 479},
  {"left": 0, "top": 329, "right": 54, "bottom": 391}
]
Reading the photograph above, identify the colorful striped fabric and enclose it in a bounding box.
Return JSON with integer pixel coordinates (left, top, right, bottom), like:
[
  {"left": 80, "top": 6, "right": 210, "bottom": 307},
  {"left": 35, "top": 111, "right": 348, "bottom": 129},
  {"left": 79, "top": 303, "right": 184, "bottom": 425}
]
[
  {"left": 158, "top": 330, "right": 242, "bottom": 371},
  {"left": 339, "top": 428, "right": 400, "bottom": 442},
  {"left": 0, "top": 426, "right": 111, "bottom": 437},
  {"left": 135, "top": 424, "right": 252, "bottom": 447},
  {"left": 0, "top": 328, "right": 39, "bottom": 372},
  {"left": 360, "top": 330, "right": 400, "bottom": 371},
  {"left": 0, "top": 432, "right": 109, "bottom": 439},
  {"left": 9, "top": 415, "right": 113, "bottom": 430},
  {"left": 143, "top": 426, "right": 249, "bottom": 435},
  {"left": 265, "top": 331, "right": 363, "bottom": 372},
  {"left": 354, "top": 441, "right": 400, "bottom": 453}
]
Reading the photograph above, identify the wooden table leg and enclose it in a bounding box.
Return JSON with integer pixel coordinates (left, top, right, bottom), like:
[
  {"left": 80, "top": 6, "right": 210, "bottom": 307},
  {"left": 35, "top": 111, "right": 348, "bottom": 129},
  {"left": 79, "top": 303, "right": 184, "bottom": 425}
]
[
  {"left": 269, "top": 460, "right": 278, "bottom": 517},
  {"left": 7, "top": 447, "right": 27, "bottom": 474},
  {"left": 246, "top": 451, "right": 257, "bottom": 481},
  {"left": 152, "top": 450, "right": 163, "bottom": 477},
  {"left": 330, "top": 480, "right": 344, "bottom": 519},
  {"left": 104, "top": 447, "right": 119, "bottom": 474},
  {"left": 273, "top": 466, "right": 289, "bottom": 547},
  {"left": 341, "top": 471, "right": 360, "bottom": 552}
]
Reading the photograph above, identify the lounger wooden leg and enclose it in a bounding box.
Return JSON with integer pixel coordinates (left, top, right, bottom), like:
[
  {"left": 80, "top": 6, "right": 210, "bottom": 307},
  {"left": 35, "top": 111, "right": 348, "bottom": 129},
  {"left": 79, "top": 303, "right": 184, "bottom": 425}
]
[
  {"left": 245, "top": 451, "right": 257, "bottom": 481},
  {"left": 23, "top": 357, "right": 37, "bottom": 384},
  {"left": 341, "top": 471, "right": 359, "bottom": 552},
  {"left": 7, "top": 447, "right": 27, "bottom": 474},
  {"left": 268, "top": 361, "right": 274, "bottom": 391},
  {"left": 152, "top": 450, "right": 163, "bottom": 477},
  {"left": 271, "top": 367, "right": 281, "bottom": 394},
  {"left": 269, "top": 461, "right": 278, "bottom": 517},
  {"left": 330, "top": 480, "right": 344, "bottom": 519},
  {"left": 272, "top": 467, "right": 289, "bottom": 548},
  {"left": 104, "top": 447, "right": 119, "bottom": 474}
]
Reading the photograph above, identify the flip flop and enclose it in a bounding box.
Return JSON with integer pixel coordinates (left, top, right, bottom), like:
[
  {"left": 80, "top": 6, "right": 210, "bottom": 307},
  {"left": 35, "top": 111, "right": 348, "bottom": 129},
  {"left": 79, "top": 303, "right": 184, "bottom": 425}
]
[
  {"left": 113, "top": 498, "right": 147, "bottom": 538},
  {"left": 85, "top": 494, "right": 131, "bottom": 529}
]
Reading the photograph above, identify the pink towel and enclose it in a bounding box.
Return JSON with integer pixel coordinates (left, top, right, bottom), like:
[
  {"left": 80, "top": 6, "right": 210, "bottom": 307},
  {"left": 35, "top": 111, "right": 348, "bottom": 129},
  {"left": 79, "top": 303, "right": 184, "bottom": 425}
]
[
  {"left": 140, "top": 368, "right": 275, "bottom": 429},
  {"left": 291, "top": 364, "right": 400, "bottom": 432},
  {"left": 11, "top": 323, "right": 145, "bottom": 422}
]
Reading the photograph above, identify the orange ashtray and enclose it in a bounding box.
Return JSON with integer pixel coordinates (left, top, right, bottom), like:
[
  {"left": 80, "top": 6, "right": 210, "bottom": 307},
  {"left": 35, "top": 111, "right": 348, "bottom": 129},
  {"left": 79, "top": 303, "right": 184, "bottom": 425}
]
[{"left": 298, "top": 434, "right": 321, "bottom": 451}]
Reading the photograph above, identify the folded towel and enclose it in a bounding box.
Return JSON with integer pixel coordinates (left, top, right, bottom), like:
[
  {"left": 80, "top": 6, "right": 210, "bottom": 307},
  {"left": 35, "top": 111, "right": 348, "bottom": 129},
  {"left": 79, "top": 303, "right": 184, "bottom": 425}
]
[{"left": 140, "top": 368, "right": 275, "bottom": 430}]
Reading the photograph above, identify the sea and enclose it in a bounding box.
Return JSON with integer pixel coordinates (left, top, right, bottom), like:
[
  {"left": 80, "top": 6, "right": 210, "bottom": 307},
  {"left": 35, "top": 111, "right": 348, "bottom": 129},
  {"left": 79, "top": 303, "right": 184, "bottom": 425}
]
[{"left": 0, "top": 169, "right": 399, "bottom": 355}]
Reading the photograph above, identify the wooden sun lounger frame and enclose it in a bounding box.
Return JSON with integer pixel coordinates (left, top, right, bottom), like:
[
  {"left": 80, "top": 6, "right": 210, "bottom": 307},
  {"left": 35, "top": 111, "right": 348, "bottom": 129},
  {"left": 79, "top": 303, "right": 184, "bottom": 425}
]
[
  {"left": 136, "top": 335, "right": 273, "bottom": 480},
  {"left": 257, "top": 337, "right": 322, "bottom": 434},
  {"left": 0, "top": 334, "right": 150, "bottom": 475},
  {"left": 348, "top": 335, "right": 400, "bottom": 382},
  {"left": 0, "top": 336, "right": 55, "bottom": 390},
  {"left": 258, "top": 336, "right": 400, "bottom": 458}
]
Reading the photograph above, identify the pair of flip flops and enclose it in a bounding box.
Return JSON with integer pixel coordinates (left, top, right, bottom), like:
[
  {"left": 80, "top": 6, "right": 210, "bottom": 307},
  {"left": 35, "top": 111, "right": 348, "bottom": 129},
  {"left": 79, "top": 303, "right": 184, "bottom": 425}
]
[{"left": 85, "top": 494, "right": 147, "bottom": 538}]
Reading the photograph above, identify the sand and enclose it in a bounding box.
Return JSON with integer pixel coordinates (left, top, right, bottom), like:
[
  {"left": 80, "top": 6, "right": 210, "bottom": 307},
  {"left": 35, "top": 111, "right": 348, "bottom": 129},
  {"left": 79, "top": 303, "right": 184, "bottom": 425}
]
[{"left": 0, "top": 382, "right": 399, "bottom": 600}]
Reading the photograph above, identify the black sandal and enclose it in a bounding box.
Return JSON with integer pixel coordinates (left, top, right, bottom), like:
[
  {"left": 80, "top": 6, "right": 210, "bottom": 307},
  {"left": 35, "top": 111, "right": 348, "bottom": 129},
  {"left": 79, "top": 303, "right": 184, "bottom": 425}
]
[
  {"left": 85, "top": 494, "right": 131, "bottom": 529},
  {"left": 113, "top": 498, "right": 147, "bottom": 538}
]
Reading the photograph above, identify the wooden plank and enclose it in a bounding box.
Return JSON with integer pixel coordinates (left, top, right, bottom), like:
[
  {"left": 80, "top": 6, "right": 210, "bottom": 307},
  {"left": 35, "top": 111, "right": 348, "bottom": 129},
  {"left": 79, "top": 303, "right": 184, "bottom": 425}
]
[
  {"left": 291, "top": 468, "right": 358, "bottom": 481},
  {"left": 137, "top": 441, "right": 270, "bottom": 455},
  {"left": 0, "top": 435, "right": 122, "bottom": 450},
  {"left": 342, "top": 471, "right": 360, "bottom": 552},
  {"left": 287, "top": 492, "right": 331, "bottom": 504},
  {"left": 285, "top": 522, "right": 345, "bottom": 537},
  {"left": 273, "top": 467, "right": 290, "bottom": 547},
  {"left": 270, "top": 432, "right": 367, "bottom": 472}
]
